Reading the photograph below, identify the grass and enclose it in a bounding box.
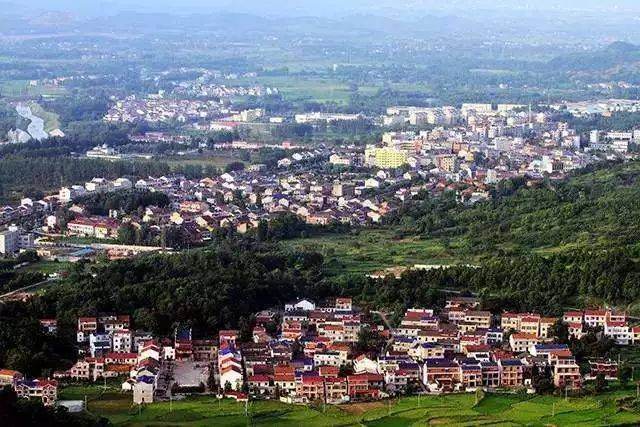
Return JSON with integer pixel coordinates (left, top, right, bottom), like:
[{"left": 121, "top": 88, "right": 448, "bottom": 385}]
[
  {"left": 60, "top": 384, "right": 640, "bottom": 426},
  {"left": 0, "top": 79, "right": 66, "bottom": 99},
  {"left": 18, "top": 260, "right": 71, "bottom": 275},
  {"left": 285, "top": 229, "right": 471, "bottom": 276}
]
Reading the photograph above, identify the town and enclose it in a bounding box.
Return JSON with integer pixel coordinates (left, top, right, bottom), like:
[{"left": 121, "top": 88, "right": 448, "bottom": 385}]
[{"left": 1, "top": 99, "right": 638, "bottom": 262}]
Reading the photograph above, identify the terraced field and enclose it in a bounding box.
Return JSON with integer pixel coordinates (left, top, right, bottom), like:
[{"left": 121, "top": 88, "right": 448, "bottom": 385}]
[{"left": 60, "top": 385, "right": 640, "bottom": 426}]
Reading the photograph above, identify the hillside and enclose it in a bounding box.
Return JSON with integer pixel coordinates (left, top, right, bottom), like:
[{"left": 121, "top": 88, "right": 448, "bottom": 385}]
[{"left": 289, "top": 161, "right": 640, "bottom": 276}]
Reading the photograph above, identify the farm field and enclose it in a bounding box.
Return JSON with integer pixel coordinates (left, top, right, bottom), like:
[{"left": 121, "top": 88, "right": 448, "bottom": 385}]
[
  {"left": 285, "top": 229, "right": 470, "bottom": 276},
  {"left": 59, "top": 386, "right": 640, "bottom": 426},
  {"left": 0, "top": 79, "right": 67, "bottom": 99}
]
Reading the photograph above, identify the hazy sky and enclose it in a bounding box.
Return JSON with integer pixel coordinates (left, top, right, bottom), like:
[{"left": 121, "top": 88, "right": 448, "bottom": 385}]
[{"left": 15, "top": 0, "right": 640, "bottom": 17}]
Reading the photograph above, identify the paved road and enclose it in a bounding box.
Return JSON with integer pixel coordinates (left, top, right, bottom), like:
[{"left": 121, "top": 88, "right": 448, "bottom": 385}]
[{"left": 0, "top": 278, "right": 59, "bottom": 302}]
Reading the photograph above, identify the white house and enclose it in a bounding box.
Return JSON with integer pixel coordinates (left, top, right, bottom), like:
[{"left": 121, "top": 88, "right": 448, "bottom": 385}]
[
  {"left": 354, "top": 355, "right": 380, "bottom": 374},
  {"left": 285, "top": 299, "right": 316, "bottom": 312},
  {"left": 220, "top": 366, "right": 244, "bottom": 391}
]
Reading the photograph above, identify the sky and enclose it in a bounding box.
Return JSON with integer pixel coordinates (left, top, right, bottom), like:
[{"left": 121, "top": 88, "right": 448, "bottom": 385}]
[{"left": 14, "top": 0, "right": 640, "bottom": 17}]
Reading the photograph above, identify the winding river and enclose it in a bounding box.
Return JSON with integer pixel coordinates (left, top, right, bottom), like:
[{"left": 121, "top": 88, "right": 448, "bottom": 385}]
[{"left": 15, "top": 103, "right": 48, "bottom": 141}]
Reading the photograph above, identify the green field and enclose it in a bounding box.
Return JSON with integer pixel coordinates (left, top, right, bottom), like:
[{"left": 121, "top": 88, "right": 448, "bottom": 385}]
[
  {"left": 59, "top": 385, "right": 640, "bottom": 426},
  {"left": 232, "top": 75, "right": 366, "bottom": 104},
  {"left": 0, "top": 80, "right": 67, "bottom": 99},
  {"left": 18, "top": 260, "right": 71, "bottom": 276},
  {"left": 286, "top": 229, "right": 470, "bottom": 276},
  {"left": 163, "top": 155, "right": 247, "bottom": 171}
]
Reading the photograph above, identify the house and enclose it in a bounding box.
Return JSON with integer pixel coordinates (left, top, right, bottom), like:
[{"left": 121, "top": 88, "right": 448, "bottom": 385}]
[
  {"left": 77, "top": 317, "right": 98, "bottom": 343},
  {"left": 89, "top": 333, "right": 112, "bottom": 357},
  {"left": 498, "top": 360, "right": 524, "bottom": 388},
  {"left": 354, "top": 355, "right": 380, "bottom": 374},
  {"left": 285, "top": 299, "right": 316, "bottom": 312},
  {"left": 220, "top": 365, "right": 244, "bottom": 391},
  {"left": 347, "top": 373, "right": 384, "bottom": 400},
  {"left": 563, "top": 311, "right": 583, "bottom": 324},
  {"left": 248, "top": 375, "right": 273, "bottom": 395},
  {"left": 460, "top": 362, "right": 483, "bottom": 390},
  {"left": 0, "top": 369, "right": 23, "bottom": 386},
  {"left": 422, "top": 359, "right": 460, "bottom": 392},
  {"left": 551, "top": 355, "right": 582, "bottom": 389},
  {"left": 274, "top": 373, "right": 296, "bottom": 395},
  {"left": 463, "top": 311, "right": 492, "bottom": 330},
  {"left": 133, "top": 376, "right": 155, "bottom": 404},
  {"left": 324, "top": 377, "right": 348, "bottom": 403},
  {"left": 296, "top": 376, "right": 325, "bottom": 402},
  {"left": 335, "top": 297, "right": 353, "bottom": 311},
  {"left": 314, "top": 351, "right": 343, "bottom": 367},
  {"left": 588, "top": 359, "right": 618, "bottom": 380},
  {"left": 584, "top": 310, "right": 607, "bottom": 328},
  {"left": 39, "top": 319, "right": 58, "bottom": 334},
  {"left": 509, "top": 333, "right": 539, "bottom": 353},
  {"left": 14, "top": 379, "right": 58, "bottom": 406},
  {"left": 480, "top": 361, "right": 500, "bottom": 388},
  {"left": 604, "top": 321, "right": 631, "bottom": 345},
  {"left": 112, "top": 330, "right": 133, "bottom": 353}
]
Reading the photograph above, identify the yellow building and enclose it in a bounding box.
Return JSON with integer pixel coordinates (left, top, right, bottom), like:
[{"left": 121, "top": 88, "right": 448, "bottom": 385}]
[{"left": 365, "top": 147, "right": 408, "bottom": 169}]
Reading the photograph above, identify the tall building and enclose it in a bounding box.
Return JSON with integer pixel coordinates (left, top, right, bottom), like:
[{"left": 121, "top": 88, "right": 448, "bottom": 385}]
[
  {"left": 435, "top": 154, "right": 459, "bottom": 173},
  {"left": 365, "top": 147, "right": 408, "bottom": 169},
  {"left": 0, "top": 228, "right": 19, "bottom": 256}
]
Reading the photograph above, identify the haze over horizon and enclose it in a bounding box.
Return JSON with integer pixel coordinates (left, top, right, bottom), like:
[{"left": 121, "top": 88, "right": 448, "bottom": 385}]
[{"left": 9, "top": 0, "right": 640, "bottom": 18}]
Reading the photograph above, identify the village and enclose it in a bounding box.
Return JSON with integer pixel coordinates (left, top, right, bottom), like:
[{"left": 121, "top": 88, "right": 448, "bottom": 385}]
[{"left": 1, "top": 295, "right": 636, "bottom": 410}]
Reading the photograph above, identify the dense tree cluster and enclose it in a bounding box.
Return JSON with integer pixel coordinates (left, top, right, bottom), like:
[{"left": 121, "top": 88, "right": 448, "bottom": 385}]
[
  {"left": 387, "top": 160, "right": 640, "bottom": 256},
  {"left": 0, "top": 156, "right": 171, "bottom": 202},
  {"left": 0, "top": 386, "right": 108, "bottom": 427},
  {"left": 75, "top": 189, "right": 170, "bottom": 216}
]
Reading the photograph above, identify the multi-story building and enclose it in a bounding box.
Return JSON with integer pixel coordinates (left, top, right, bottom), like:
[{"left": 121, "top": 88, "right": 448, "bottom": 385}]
[
  {"left": 0, "top": 228, "right": 19, "bottom": 255},
  {"left": 422, "top": 359, "right": 460, "bottom": 392},
  {"left": 498, "top": 360, "right": 524, "bottom": 388}
]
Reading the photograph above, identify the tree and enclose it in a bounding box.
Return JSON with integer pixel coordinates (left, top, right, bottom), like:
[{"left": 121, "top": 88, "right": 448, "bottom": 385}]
[
  {"left": 594, "top": 373, "right": 607, "bottom": 393},
  {"left": 619, "top": 364, "right": 632, "bottom": 387},
  {"left": 550, "top": 320, "right": 569, "bottom": 344},
  {"left": 532, "top": 365, "right": 554, "bottom": 394},
  {"left": 339, "top": 364, "right": 354, "bottom": 377},
  {"left": 117, "top": 223, "right": 136, "bottom": 245},
  {"left": 224, "top": 161, "right": 245, "bottom": 173}
]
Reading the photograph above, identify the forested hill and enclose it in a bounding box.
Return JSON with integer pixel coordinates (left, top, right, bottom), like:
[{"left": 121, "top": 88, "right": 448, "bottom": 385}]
[{"left": 389, "top": 160, "right": 640, "bottom": 257}]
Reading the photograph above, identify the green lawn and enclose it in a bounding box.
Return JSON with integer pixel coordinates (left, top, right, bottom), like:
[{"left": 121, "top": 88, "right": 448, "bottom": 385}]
[
  {"left": 285, "top": 229, "right": 470, "bottom": 276},
  {"left": 61, "top": 386, "right": 640, "bottom": 426}
]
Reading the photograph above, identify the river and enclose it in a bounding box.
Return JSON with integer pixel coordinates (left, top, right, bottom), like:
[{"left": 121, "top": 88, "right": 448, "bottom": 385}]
[{"left": 15, "top": 103, "right": 48, "bottom": 141}]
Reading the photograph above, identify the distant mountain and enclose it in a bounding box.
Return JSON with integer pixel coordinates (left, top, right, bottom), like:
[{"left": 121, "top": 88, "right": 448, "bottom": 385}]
[{"left": 548, "top": 41, "right": 640, "bottom": 72}]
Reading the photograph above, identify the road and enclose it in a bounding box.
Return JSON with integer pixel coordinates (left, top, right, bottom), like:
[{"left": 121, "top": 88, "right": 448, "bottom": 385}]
[
  {"left": 0, "top": 278, "right": 59, "bottom": 302},
  {"left": 371, "top": 310, "right": 395, "bottom": 354}
]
